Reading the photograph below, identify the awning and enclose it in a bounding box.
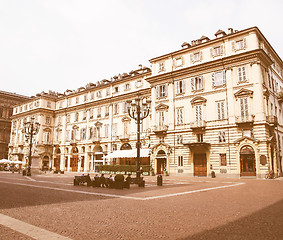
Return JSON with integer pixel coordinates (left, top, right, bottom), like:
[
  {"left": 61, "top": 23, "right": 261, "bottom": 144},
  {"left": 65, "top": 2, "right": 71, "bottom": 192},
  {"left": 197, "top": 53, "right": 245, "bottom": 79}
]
[{"left": 103, "top": 149, "right": 150, "bottom": 159}]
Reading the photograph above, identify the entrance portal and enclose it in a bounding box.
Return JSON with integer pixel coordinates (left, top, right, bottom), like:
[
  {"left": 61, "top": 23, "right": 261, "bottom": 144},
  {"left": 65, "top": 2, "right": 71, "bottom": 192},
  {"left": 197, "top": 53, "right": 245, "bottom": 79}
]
[
  {"left": 240, "top": 146, "right": 256, "bottom": 176},
  {"left": 156, "top": 150, "right": 167, "bottom": 174},
  {"left": 193, "top": 153, "right": 207, "bottom": 176}
]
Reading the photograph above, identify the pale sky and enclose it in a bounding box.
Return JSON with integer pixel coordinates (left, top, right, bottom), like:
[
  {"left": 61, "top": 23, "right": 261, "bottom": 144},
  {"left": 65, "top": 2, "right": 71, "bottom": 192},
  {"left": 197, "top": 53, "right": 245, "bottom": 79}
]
[{"left": 1, "top": 0, "right": 283, "bottom": 97}]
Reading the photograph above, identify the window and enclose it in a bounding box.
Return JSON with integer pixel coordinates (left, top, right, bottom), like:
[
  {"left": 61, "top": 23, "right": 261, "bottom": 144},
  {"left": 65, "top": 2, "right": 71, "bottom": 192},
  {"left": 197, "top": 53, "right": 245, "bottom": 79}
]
[
  {"left": 82, "top": 111, "right": 87, "bottom": 121},
  {"left": 175, "top": 57, "right": 183, "bottom": 67},
  {"left": 66, "top": 114, "right": 70, "bottom": 123},
  {"left": 191, "top": 76, "right": 204, "bottom": 91},
  {"left": 89, "top": 127, "right": 94, "bottom": 140},
  {"left": 220, "top": 154, "right": 227, "bottom": 166},
  {"left": 219, "top": 131, "right": 226, "bottom": 142},
  {"left": 105, "top": 124, "right": 109, "bottom": 138},
  {"left": 238, "top": 66, "right": 247, "bottom": 82},
  {"left": 177, "top": 135, "right": 183, "bottom": 144},
  {"left": 106, "top": 88, "right": 110, "bottom": 96},
  {"left": 113, "top": 86, "right": 119, "bottom": 94},
  {"left": 217, "top": 101, "right": 225, "bottom": 120},
  {"left": 112, "top": 123, "right": 118, "bottom": 136},
  {"left": 235, "top": 40, "right": 245, "bottom": 50},
  {"left": 195, "top": 105, "right": 203, "bottom": 121},
  {"left": 240, "top": 97, "right": 249, "bottom": 119},
  {"left": 192, "top": 52, "right": 201, "bottom": 62},
  {"left": 90, "top": 92, "right": 95, "bottom": 100},
  {"left": 81, "top": 128, "right": 86, "bottom": 140},
  {"left": 123, "top": 122, "right": 129, "bottom": 135},
  {"left": 96, "top": 91, "right": 102, "bottom": 98},
  {"left": 156, "top": 84, "right": 167, "bottom": 98},
  {"left": 212, "top": 71, "right": 225, "bottom": 87},
  {"left": 113, "top": 104, "right": 119, "bottom": 115},
  {"left": 105, "top": 106, "right": 109, "bottom": 117},
  {"left": 159, "top": 62, "right": 165, "bottom": 72},
  {"left": 123, "top": 102, "right": 129, "bottom": 113},
  {"left": 44, "top": 131, "right": 50, "bottom": 143},
  {"left": 57, "top": 116, "right": 62, "bottom": 125},
  {"left": 176, "top": 107, "right": 184, "bottom": 125},
  {"left": 76, "top": 97, "right": 79, "bottom": 104},
  {"left": 47, "top": 102, "right": 51, "bottom": 108},
  {"left": 97, "top": 108, "right": 101, "bottom": 118},
  {"left": 124, "top": 83, "right": 131, "bottom": 91},
  {"left": 176, "top": 80, "right": 185, "bottom": 94},
  {"left": 84, "top": 94, "right": 87, "bottom": 102},
  {"left": 46, "top": 116, "right": 50, "bottom": 124},
  {"left": 158, "top": 111, "right": 165, "bottom": 126},
  {"left": 75, "top": 112, "right": 79, "bottom": 122},
  {"left": 136, "top": 80, "right": 143, "bottom": 88},
  {"left": 212, "top": 46, "right": 222, "bottom": 57},
  {"left": 89, "top": 109, "right": 93, "bottom": 119},
  {"left": 178, "top": 156, "right": 184, "bottom": 166},
  {"left": 59, "top": 101, "right": 63, "bottom": 108},
  {"left": 197, "top": 133, "right": 203, "bottom": 142}
]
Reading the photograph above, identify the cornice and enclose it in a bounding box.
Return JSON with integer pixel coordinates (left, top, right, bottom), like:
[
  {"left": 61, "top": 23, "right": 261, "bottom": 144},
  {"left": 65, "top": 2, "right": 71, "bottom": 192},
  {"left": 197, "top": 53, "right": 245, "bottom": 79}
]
[
  {"left": 11, "top": 108, "right": 55, "bottom": 119},
  {"left": 55, "top": 88, "right": 151, "bottom": 114},
  {"left": 146, "top": 49, "right": 273, "bottom": 84}
]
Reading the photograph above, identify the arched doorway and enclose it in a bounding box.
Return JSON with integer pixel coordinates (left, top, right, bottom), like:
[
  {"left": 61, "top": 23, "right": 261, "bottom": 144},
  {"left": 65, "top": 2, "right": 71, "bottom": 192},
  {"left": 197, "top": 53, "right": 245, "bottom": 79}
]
[
  {"left": 156, "top": 150, "right": 167, "bottom": 174},
  {"left": 240, "top": 146, "right": 256, "bottom": 176},
  {"left": 42, "top": 156, "right": 49, "bottom": 171},
  {"left": 120, "top": 143, "right": 132, "bottom": 150},
  {"left": 93, "top": 145, "right": 103, "bottom": 171},
  {"left": 54, "top": 148, "right": 61, "bottom": 171},
  {"left": 80, "top": 147, "right": 85, "bottom": 172},
  {"left": 71, "top": 147, "right": 79, "bottom": 172}
]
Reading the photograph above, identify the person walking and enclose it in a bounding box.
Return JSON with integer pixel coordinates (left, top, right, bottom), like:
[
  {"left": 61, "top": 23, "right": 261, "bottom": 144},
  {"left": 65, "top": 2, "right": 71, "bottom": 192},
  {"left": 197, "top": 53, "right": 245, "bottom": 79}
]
[{"left": 100, "top": 173, "right": 106, "bottom": 188}]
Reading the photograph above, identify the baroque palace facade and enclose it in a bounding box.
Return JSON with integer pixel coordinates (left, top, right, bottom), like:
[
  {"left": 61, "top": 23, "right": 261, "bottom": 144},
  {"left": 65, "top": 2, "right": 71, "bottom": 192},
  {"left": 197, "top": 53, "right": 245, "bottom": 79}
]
[{"left": 8, "top": 27, "right": 283, "bottom": 178}]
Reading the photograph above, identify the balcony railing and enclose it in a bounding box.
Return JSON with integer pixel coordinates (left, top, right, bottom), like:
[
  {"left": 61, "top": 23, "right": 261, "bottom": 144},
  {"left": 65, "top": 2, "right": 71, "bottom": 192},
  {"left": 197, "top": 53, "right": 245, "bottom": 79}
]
[
  {"left": 153, "top": 125, "right": 168, "bottom": 135},
  {"left": 190, "top": 120, "right": 206, "bottom": 130},
  {"left": 119, "top": 134, "right": 130, "bottom": 141},
  {"left": 266, "top": 115, "right": 278, "bottom": 126},
  {"left": 235, "top": 115, "right": 254, "bottom": 125}
]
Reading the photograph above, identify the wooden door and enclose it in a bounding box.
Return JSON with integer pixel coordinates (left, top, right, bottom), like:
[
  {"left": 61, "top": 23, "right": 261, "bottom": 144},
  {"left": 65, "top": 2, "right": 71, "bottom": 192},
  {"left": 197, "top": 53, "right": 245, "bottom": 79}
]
[
  {"left": 157, "top": 158, "right": 166, "bottom": 174},
  {"left": 193, "top": 153, "right": 207, "bottom": 176},
  {"left": 240, "top": 154, "right": 256, "bottom": 176}
]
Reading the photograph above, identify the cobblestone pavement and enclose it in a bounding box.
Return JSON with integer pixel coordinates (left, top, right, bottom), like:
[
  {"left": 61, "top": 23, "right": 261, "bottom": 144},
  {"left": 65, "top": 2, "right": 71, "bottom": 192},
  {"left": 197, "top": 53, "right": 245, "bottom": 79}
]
[{"left": 0, "top": 172, "right": 283, "bottom": 240}]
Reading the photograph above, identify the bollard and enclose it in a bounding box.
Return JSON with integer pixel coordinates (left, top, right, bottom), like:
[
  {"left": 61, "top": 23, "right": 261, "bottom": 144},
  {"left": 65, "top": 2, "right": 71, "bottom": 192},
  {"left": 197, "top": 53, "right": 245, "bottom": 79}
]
[
  {"left": 211, "top": 171, "right": 216, "bottom": 178},
  {"left": 157, "top": 174, "right": 163, "bottom": 186}
]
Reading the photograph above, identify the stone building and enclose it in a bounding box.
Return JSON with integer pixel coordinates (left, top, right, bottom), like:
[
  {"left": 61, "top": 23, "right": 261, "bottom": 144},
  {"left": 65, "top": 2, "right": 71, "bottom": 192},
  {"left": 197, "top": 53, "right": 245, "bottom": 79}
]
[
  {"left": 148, "top": 27, "right": 282, "bottom": 178},
  {"left": 8, "top": 26, "right": 283, "bottom": 178},
  {"left": 0, "top": 90, "right": 29, "bottom": 159},
  {"left": 9, "top": 66, "right": 152, "bottom": 172}
]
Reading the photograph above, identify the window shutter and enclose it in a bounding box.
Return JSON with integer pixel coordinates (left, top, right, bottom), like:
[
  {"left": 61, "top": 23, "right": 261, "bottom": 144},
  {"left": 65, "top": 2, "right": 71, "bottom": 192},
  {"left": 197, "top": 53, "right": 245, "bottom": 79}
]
[
  {"left": 191, "top": 78, "right": 196, "bottom": 91},
  {"left": 243, "top": 38, "right": 247, "bottom": 49},
  {"left": 232, "top": 41, "right": 236, "bottom": 51},
  {"left": 190, "top": 54, "right": 193, "bottom": 63},
  {"left": 165, "top": 84, "right": 168, "bottom": 97},
  {"left": 210, "top": 48, "right": 214, "bottom": 57},
  {"left": 242, "top": 67, "right": 246, "bottom": 81},
  {"left": 238, "top": 67, "right": 242, "bottom": 82},
  {"left": 200, "top": 76, "right": 204, "bottom": 89},
  {"left": 222, "top": 71, "right": 226, "bottom": 85},
  {"left": 199, "top": 51, "right": 203, "bottom": 60},
  {"left": 156, "top": 86, "right": 160, "bottom": 97},
  {"left": 212, "top": 73, "right": 215, "bottom": 87},
  {"left": 182, "top": 80, "right": 185, "bottom": 93},
  {"left": 176, "top": 81, "right": 179, "bottom": 94},
  {"left": 221, "top": 45, "right": 224, "bottom": 55}
]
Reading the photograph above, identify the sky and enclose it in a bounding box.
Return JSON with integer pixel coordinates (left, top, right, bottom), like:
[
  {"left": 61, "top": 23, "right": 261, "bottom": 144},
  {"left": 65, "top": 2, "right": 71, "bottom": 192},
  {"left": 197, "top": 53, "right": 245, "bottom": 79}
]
[{"left": 1, "top": 0, "right": 283, "bottom": 97}]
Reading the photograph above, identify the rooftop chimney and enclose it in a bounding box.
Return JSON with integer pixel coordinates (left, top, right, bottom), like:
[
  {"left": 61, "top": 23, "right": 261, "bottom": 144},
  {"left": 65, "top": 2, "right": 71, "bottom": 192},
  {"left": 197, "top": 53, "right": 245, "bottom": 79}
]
[{"left": 228, "top": 28, "right": 234, "bottom": 34}]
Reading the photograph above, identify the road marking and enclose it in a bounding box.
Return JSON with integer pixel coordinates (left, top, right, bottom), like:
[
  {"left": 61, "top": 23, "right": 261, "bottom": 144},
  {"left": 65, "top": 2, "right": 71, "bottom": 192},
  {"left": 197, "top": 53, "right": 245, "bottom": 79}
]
[
  {"left": 0, "top": 180, "right": 143, "bottom": 200},
  {"left": 25, "top": 176, "right": 36, "bottom": 181},
  {"left": 0, "top": 213, "right": 72, "bottom": 240},
  {"left": 0, "top": 179, "right": 245, "bottom": 201},
  {"left": 142, "top": 182, "right": 245, "bottom": 200}
]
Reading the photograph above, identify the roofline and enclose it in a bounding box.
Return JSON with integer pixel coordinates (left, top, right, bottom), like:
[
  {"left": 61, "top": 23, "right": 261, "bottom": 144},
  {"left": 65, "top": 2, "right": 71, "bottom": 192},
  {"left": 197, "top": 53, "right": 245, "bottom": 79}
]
[{"left": 0, "top": 90, "right": 30, "bottom": 100}]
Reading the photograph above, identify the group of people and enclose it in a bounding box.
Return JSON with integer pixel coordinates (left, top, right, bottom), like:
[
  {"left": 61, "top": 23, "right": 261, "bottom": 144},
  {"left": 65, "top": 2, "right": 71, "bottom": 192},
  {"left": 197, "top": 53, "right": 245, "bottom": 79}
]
[{"left": 83, "top": 173, "right": 132, "bottom": 188}]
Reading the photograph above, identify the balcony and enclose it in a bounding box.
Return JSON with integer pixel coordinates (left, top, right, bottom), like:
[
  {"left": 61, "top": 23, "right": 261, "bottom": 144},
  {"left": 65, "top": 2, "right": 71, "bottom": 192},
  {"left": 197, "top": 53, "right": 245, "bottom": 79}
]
[
  {"left": 153, "top": 125, "right": 168, "bottom": 135},
  {"left": 190, "top": 121, "right": 206, "bottom": 131},
  {"left": 92, "top": 137, "right": 101, "bottom": 144},
  {"left": 235, "top": 115, "right": 254, "bottom": 127},
  {"left": 119, "top": 134, "right": 130, "bottom": 142},
  {"left": 266, "top": 115, "right": 278, "bottom": 127}
]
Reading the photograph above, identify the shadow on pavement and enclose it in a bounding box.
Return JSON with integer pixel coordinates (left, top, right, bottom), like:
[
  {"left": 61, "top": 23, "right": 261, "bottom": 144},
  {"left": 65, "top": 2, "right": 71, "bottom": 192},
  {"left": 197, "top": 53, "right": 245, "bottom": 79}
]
[{"left": 183, "top": 199, "right": 283, "bottom": 240}]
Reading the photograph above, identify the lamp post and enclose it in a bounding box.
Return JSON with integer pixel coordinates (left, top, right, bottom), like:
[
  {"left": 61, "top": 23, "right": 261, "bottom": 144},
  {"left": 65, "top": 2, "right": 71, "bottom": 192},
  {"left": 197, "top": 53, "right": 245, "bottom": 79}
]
[
  {"left": 127, "top": 97, "right": 151, "bottom": 182},
  {"left": 23, "top": 117, "right": 40, "bottom": 176}
]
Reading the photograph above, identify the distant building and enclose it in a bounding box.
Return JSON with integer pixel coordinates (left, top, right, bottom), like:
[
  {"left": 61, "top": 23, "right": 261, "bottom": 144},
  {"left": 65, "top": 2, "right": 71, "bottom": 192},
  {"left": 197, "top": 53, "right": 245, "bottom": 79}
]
[
  {"left": 8, "top": 27, "right": 283, "bottom": 178},
  {"left": 0, "top": 90, "right": 29, "bottom": 159}
]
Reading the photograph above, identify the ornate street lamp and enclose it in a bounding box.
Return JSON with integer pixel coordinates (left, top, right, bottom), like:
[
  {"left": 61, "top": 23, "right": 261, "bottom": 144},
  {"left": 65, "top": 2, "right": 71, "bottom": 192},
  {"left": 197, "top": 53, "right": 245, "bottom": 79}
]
[
  {"left": 127, "top": 97, "right": 151, "bottom": 183},
  {"left": 23, "top": 117, "right": 40, "bottom": 176}
]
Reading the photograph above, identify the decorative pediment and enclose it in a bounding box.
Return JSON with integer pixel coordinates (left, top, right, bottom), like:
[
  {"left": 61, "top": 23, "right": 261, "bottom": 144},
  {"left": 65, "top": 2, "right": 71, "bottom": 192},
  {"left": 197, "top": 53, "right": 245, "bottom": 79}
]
[
  {"left": 121, "top": 116, "right": 131, "bottom": 122},
  {"left": 56, "top": 128, "right": 62, "bottom": 132},
  {"left": 233, "top": 136, "right": 259, "bottom": 145},
  {"left": 94, "top": 121, "right": 102, "bottom": 127},
  {"left": 43, "top": 127, "right": 51, "bottom": 132},
  {"left": 151, "top": 142, "right": 172, "bottom": 153},
  {"left": 190, "top": 96, "right": 207, "bottom": 106},
  {"left": 234, "top": 88, "right": 253, "bottom": 98},
  {"left": 155, "top": 103, "right": 169, "bottom": 111},
  {"left": 72, "top": 125, "right": 79, "bottom": 130}
]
